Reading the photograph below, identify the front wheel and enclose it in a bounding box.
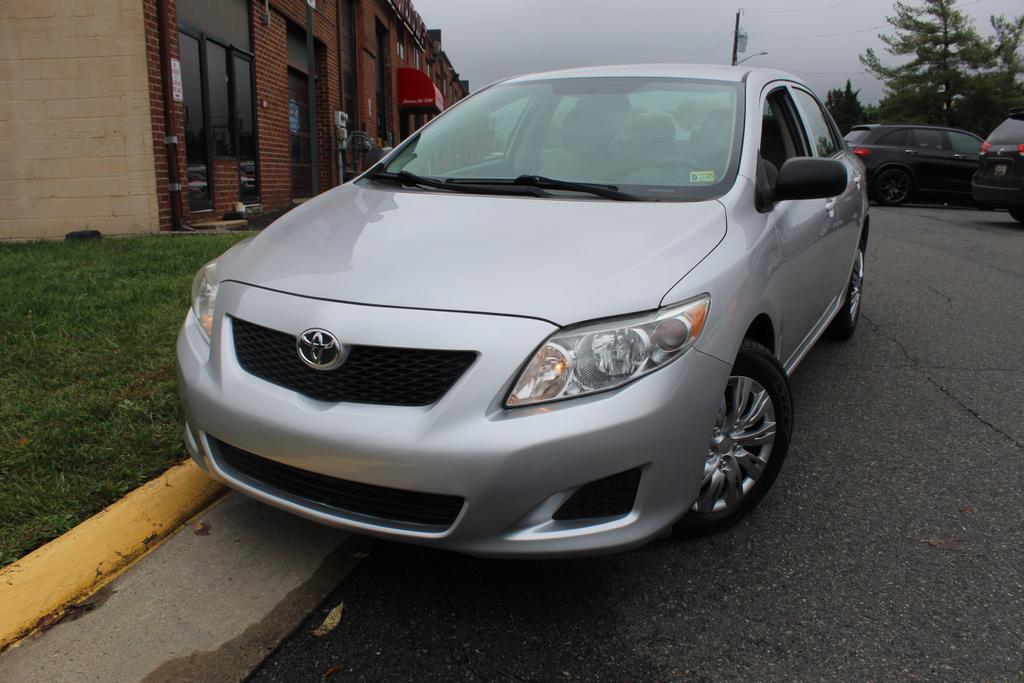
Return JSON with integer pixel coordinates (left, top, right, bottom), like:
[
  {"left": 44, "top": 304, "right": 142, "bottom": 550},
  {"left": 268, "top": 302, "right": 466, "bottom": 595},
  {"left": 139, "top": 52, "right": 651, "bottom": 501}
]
[
  {"left": 826, "top": 243, "right": 865, "bottom": 340},
  {"left": 674, "top": 341, "right": 793, "bottom": 538},
  {"left": 874, "top": 168, "right": 912, "bottom": 206}
]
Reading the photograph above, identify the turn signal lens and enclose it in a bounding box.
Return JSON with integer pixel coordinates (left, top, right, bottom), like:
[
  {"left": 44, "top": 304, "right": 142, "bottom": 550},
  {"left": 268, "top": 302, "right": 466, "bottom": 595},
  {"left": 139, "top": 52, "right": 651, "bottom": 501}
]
[
  {"left": 1018, "top": 144, "right": 1024, "bottom": 155},
  {"left": 852, "top": 147, "right": 871, "bottom": 157},
  {"left": 507, "top": 296, "right": 711, "bottom": 407},
  {"left": 980, "top": 141, "right": 993, "bottom": 153}
]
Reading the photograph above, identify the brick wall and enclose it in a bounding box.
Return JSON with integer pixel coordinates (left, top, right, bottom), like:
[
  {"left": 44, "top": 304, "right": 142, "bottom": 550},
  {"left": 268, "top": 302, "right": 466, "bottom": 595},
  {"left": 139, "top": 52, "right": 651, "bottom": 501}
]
[
  {"left": 0, "top": 0, "right": 160, "bottom": 239},
  {"left": 142, "top": 0, "right": 343, "bottom": 223}
]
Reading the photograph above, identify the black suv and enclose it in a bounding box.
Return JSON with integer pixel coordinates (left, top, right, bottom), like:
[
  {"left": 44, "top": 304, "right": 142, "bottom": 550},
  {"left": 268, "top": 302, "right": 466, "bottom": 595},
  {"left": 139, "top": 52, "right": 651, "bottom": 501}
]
[
  {"left": 844, "top": 124, "right": 983, "bottom": 206},
  {"left": 972, "top": 108, "right": 1024, "bottom": 223}
]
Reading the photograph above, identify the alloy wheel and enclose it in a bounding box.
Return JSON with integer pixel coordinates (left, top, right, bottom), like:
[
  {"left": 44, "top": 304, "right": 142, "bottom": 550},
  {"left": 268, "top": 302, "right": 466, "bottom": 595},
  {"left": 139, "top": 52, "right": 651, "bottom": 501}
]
[
  {"left": 849, "top": 248, "right": 864, "bottom": 320},
  {"left": 878, "top": 172, "right": 909, "bottom": 204},
  {"left": 692, "top": 376, "right": 777, "bottom": 514}
]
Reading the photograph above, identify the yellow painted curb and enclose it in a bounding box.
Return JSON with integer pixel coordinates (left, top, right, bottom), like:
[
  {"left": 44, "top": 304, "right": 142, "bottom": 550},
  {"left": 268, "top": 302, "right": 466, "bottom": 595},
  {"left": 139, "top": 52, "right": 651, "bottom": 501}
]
[{"left": 0, "top": 461, "right": 225, "bottom": 650}]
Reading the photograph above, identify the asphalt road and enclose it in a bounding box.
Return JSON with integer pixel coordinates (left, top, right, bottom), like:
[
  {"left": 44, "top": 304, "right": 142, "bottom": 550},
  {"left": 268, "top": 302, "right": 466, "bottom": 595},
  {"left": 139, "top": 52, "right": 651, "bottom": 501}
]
[{"left": 252, "top": 206, "right": 1024, "bottom": 682}]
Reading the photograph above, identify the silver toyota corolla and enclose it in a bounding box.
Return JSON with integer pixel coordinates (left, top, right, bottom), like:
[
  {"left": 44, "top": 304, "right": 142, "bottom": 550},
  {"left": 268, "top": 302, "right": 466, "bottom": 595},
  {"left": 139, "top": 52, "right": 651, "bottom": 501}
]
[{"left": 177, "top": 65, "right": 868, "bottom": 557}]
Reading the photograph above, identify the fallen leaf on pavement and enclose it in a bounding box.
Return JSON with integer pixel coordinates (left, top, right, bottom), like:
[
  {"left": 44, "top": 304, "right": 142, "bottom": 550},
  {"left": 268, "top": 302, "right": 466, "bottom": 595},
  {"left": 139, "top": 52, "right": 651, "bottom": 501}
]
[
  {"left": 923, "top": 537, "right": 971, "bottom": 552},
  {"left": 961, "top": 505, "right": 976, "bottom": 513},
  {"left": 193, "top": 522, "right": 211, "bottom": 536},
  {"left": 312, "top": 603, "right": 345, "bottom": 637},
  {"left": 15, "top": 437, "right": 30, "bottom": 447},
  {"left": 34, "top": 612, "right": 61, "bottom": 633},
  {"left": 323, "top": 664, "right": 343, "bottom": 679}
]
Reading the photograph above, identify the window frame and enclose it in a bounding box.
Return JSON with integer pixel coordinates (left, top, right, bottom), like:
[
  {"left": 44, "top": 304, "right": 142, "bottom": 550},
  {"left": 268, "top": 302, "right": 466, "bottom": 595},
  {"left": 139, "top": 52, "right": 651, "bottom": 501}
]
[
  {"left": 947, "top": 130, "right": 982, "bottom": 156},
  {"left": 789, "top": 86, "right": 843, "bottom": 158},
  {"left": 177, "top": 23, "right": 261, "bottom": 203},
  {"left": 910, "top": 128, "right": 950, "bottom": 151}
]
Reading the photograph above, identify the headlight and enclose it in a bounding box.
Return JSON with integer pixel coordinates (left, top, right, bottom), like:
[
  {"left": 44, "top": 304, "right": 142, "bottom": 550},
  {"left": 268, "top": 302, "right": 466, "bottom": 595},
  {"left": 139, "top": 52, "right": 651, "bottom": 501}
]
[
  {"left": 190, "top": 259, "right": 219, "bottom": 340},
  {"left": 507, "top": 296, "right": 710, "bottom": 407}
]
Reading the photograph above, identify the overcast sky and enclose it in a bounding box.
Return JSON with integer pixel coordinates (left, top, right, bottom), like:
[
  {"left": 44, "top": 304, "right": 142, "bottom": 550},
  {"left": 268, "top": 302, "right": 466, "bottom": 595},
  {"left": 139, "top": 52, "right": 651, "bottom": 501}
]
[{"left": 414, "top": 0, "right": 1022, "bottom": 104}]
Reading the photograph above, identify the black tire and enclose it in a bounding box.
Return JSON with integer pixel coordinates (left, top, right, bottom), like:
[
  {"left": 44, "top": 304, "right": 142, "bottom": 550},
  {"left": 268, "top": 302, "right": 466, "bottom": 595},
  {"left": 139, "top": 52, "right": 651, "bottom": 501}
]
[
  {"left": 1010, "top": 207, "right": 1024, "bottom": 224},
  {"left": 874, "top": 168, "right": 912, "bottom": 206},
  {"left": 674, "top": 340, "right": 794, "bottom": 539},
  {"left": 825, "top": 241, "right": 865, "bottom": 340}
]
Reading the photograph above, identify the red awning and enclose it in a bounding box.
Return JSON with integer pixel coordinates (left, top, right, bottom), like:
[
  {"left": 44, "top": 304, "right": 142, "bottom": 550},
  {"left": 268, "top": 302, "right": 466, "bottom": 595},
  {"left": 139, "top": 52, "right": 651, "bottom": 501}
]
[{"left": 397, "top": 67, "right": 444, "bottom": 113}]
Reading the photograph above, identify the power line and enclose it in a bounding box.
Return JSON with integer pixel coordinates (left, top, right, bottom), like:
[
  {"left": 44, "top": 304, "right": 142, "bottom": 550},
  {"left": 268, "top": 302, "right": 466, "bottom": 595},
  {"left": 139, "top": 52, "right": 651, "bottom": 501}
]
[
  {"left": 745, "top": 0, "right": 871, "bottom": 14},
  {"left": 692, "top": 18, "right": 733, "bottom": 57},
  {"left": 749, "top": 25, "right": 885, "bottom": 39},
  {"left": 786, "top": 68, "right": 868, "bottom": 75}
]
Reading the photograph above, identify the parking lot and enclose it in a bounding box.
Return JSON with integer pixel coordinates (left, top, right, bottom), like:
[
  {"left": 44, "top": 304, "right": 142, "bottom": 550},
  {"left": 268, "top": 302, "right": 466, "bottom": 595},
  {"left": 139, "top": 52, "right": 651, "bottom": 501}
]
[{"left": 251, "top": 206, "right": 1024, "bottom": 681}]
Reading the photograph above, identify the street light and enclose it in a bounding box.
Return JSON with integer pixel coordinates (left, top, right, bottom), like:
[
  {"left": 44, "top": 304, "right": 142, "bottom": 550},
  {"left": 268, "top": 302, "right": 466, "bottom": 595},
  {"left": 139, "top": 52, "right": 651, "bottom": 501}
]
[{"left": 736, "top": 51, "right": 768, "bottom": 66}]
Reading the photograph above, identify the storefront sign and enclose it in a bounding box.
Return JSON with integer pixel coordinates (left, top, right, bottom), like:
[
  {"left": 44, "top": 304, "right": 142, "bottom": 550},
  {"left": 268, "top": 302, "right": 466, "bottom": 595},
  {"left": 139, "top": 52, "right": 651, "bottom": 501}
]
[{"left": 170, "top": 58, "right": 183, "bottom": 102}]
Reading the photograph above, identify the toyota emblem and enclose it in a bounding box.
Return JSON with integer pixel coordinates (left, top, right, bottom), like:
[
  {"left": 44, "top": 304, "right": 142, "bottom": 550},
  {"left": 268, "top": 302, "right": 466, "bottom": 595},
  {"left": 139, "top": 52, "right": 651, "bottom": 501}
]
[{"left": 296, "top": 328, "right": 346, "bottom": 371}]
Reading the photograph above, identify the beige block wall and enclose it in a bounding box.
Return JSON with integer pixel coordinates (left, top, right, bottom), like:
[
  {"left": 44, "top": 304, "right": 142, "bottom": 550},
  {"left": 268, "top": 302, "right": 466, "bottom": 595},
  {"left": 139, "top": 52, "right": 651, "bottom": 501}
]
[{"left": 0, "top": 0, "right": 159, "bottom": 240}]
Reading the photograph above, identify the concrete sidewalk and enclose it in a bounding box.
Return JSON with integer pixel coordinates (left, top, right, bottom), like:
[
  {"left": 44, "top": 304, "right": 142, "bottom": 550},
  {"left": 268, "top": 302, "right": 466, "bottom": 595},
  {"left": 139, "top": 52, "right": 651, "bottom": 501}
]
[{"left": 0, "top": 493, "right": 358, "bottom": 683}]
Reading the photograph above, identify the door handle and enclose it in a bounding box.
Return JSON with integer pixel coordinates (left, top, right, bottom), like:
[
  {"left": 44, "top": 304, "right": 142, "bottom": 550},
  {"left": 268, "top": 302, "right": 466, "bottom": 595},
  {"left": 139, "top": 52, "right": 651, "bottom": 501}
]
[
  {"left": 825, "top": 197, "right": 838, "bottom": 217},
  {"left": 953, "top": 153, "right": 966, "bottom": 159}
]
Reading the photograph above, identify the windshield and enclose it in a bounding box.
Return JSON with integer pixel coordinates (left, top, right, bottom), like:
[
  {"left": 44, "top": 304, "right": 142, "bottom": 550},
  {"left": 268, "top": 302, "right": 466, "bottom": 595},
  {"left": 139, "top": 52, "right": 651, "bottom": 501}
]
[
  {"left": 988, "top": 116, "right": 1024, "bottom": 145},
  {"left": 377, "top": 77, "right": 744, "bottom": 201},
  {"left": 844, "top": 129, "right": 871, "bottom": 144}
]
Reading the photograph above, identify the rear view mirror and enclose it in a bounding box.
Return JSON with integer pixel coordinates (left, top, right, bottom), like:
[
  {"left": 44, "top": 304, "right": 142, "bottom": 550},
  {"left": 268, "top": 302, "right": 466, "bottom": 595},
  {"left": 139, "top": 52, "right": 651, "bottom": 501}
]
[{"left": 773, "top": 158, "right": 847, "bottom": 201}]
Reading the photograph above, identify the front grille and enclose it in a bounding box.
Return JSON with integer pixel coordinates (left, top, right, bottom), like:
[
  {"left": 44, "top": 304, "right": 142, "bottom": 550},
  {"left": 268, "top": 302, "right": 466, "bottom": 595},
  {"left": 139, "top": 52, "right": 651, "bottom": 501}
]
[
  {"left": 214, "top": 439, "right": 465, "bottom": 529},
  {"left": 231, "top": 317, "right": 476, "bottom": 406},
  {"left": 553, "top": 468, "right": 642, "bottom": 521}
]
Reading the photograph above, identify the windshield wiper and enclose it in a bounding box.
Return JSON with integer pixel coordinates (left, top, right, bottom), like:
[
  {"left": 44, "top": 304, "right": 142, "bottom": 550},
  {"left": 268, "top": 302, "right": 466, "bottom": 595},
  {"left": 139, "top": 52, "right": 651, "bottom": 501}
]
[
  {"left": 367, "top": 170, "right": 550, "bottom": 198},
  {"left": 513, "top": 175, "right": 642, "bottom": 201},
  {"left": 447, "top": 175, "right": 642, "bottom": 201}
]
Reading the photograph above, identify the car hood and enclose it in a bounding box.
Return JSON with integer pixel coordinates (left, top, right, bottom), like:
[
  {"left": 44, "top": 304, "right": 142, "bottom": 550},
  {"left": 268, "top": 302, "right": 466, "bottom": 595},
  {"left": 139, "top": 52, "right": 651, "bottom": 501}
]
[{"left": 220, "top": 183, "right": 726, "bottom": 326}]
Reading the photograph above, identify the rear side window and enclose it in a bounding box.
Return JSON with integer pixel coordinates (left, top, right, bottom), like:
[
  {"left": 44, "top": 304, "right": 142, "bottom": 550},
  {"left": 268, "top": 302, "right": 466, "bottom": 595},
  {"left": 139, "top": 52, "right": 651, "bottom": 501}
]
[
  {"left": 875, "top": 129, "right": 908, "bottom": 147},
  {"left": 949, "top": 131, "right": 981, "bottom": 155},
  {"left": 793, "top": 89, "right": 841, "bottom": 157},
  {"left": 911, "top": 129, "right": 948, "bottom": 150},
  {"left": 988, "top": 117, "right": 1024, "bottom": 144}
]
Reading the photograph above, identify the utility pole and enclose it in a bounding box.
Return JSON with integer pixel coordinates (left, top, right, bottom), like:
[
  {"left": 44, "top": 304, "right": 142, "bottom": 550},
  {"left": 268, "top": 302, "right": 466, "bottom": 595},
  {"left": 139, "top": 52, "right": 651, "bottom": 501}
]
[{"left": 731, "top": 9, "right": 741, "bottom": 66}]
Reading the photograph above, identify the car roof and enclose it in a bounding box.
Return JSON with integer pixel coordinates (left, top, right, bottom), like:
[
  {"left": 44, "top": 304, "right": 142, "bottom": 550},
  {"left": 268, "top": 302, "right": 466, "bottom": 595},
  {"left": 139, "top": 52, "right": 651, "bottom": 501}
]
[
  {"left": 499, "top": 64, "right": 804, "bottom": 87},
  {"left": 847, "top": 122, "right": 983, "bottom": 136}
]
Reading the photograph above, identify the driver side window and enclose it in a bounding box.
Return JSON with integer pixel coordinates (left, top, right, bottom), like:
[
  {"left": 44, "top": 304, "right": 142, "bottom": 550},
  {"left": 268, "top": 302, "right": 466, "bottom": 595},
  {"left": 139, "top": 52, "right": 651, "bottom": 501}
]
[{"left": 760, "top": 90, "right": 808, "bottom": 187}]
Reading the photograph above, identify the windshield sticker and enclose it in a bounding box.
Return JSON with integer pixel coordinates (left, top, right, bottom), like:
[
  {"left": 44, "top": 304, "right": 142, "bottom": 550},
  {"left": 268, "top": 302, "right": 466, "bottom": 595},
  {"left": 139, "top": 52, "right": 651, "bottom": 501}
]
[{"left": 689, "top": 171, "right": 716, "bottom": 183}]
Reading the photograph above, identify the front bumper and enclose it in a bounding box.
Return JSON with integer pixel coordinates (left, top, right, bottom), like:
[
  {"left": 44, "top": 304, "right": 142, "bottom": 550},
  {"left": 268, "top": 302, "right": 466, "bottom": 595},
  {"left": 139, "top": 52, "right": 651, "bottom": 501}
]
[{"left": 177, "top": 282, "right": 731, "bottom": 558}]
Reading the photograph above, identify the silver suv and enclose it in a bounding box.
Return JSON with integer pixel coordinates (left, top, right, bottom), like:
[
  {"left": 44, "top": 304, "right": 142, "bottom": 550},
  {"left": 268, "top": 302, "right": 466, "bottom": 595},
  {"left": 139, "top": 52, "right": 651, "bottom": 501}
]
[{"left": 177, "top": 65, "right": 868, "bottom": 557}]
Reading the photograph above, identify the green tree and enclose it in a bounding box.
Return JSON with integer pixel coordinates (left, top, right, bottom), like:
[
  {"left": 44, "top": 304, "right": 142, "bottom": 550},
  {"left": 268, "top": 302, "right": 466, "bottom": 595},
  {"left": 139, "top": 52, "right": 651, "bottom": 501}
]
[
  {"left": 961, "top": 15, "right": 1024, "bottom": 135},
  {"left": 825, "top": 80, "right": 867, "bottom": 133},
  {"left": 859, "top": 0, "right": 1014, "bottom": 133}
]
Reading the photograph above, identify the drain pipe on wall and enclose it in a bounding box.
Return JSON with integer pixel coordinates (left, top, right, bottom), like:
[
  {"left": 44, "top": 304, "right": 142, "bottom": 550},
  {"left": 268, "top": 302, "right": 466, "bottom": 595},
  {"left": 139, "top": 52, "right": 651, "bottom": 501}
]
[{"left": 156, "top": 0, "right": 187, "bottom": 231}]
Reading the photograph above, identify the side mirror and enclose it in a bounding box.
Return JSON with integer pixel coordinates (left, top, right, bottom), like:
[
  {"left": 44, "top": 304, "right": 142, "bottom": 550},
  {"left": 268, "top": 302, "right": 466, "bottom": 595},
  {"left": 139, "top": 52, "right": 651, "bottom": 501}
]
[{"left": 773, "top": 158, "right": 847, "bottom": 201}]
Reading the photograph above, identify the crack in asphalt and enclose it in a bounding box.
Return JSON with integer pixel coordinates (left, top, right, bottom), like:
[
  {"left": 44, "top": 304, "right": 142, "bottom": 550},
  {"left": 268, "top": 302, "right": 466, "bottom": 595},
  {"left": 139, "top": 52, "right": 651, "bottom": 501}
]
[
  {"left": 813, "top": 360, "right": 1023, "bottom": 373},
  {"left": 882, "top": 232, "right": 1024, "bottom": 282},
  {"left": 861, "top": 313, "right": 1024, "bottom": 450},
  {"left": 925, "top": 285, "right": 954, "bottom": 308}
]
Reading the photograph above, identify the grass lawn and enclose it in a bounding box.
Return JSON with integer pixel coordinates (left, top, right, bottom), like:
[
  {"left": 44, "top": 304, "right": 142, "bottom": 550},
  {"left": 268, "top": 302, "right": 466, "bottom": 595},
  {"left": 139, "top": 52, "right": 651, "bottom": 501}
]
[{"left": 0, "top": 233, "right": 248, "bottom": 568}]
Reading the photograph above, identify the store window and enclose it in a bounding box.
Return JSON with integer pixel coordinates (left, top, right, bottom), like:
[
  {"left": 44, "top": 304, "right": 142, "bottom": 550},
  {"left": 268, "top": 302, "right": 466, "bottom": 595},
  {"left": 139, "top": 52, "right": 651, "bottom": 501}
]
[{"left": 177, "top": 0, "right": 258, "bottom": 209}]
